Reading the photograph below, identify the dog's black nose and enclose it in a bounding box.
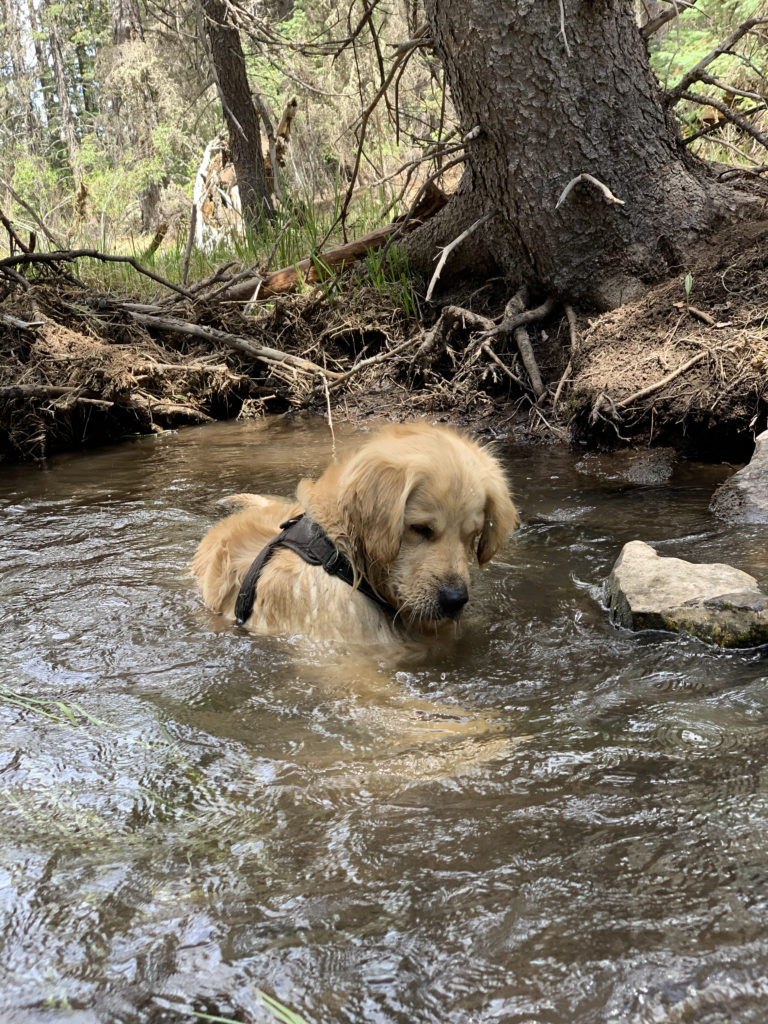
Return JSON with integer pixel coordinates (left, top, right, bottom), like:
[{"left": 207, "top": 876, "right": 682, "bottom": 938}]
[{"left": 437, "top": 581, "right": 469, "bottom": 618}]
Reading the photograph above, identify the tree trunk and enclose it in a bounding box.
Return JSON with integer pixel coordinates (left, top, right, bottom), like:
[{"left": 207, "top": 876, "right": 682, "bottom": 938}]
[
  {"left": 46, "top": 6, "right": 82, "bottom": 189},
  {"left": 26, "top": 0, "right": 55, "bottom": 133},
  {"left": 416, "top": 0, "right": 745, "bottom": 309},
  {"left": 200, "top": 0, "right": 274, "bottom": 224},
  {"left": 108, "top": 0, "right": 144, "bottom": 43},
  {"left": 3, "top": 0, "right": 38, "bottom": 139}
]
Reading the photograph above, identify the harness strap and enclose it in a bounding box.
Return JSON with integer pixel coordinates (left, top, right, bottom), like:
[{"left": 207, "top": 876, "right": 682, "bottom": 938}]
[{"left": 234, "top": 514, "right": 394, "bottom": 624}]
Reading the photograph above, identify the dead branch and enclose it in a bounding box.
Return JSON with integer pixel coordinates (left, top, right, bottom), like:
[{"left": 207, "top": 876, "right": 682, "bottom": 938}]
[
  {"left": 480, "top": 343, "right": 526, "bottom": 388},
  {"left": 0, "top": 249, "right": 195, "bottom": 299},
  {"left": 323, "top": 22, "right": 431, "bottom": 244},
  {"left": 0, "top": 208, "right": 32, "bottom": 254},
  {"left": 182, "top": 204, "right": 197, "bottom": 286},
  {"left": 140, "top": 222, "right": 169, "bottom": 261},
  {"left": 555, "top": 173, "right": 625, "bottom": 210},
  {"left": 0, "top": 177, "right": 65, "bottom": 249},
  {"left": 552, "top": 304, "right": 577, "bottom": 414},
  {"left": 380, "top": 148, "right": 471, "bottom": 254},
  {"left": 717, "top": 164, "right": 768, "bottom": 180},
  {"left": 696, "top": 72, "right": 768, "bottom": 105},
  {"left": 425, "top": 210, "right": 496, "bottom": 302},
  {"left": 684, "top": 102, "right": 766, "bottom": 145},
  {"left": 0, "top": 384, "right": 113, "bottom": 407},
  {"left": 222, "top": 183, "right": 447, "bottom": 302},
  {"left": 641, "top": 0, "right": 699, "bottom": 40},
  {"left": 1, "top": 313, "right": 44, "bottom": 330},
  {"left": 665, "top": 16, "right": 768, "bottom": 105},
  {"left": 614, "top": 351, "right": 707, "bottom": 410},
  {"left": 558, "top": 0, "right": 572, "bottom": 57},
  {"left": 680, "top": 91, "right": 768, "bottom": 151},
  {"left": 124, "top": 309, "right": 342, "bottom": 380},
  {"left": 328, "top": 335, "right": 422, "bottom": 389},
  {"left": 150, "top": 401, "right": 214, "bottom": 423}
]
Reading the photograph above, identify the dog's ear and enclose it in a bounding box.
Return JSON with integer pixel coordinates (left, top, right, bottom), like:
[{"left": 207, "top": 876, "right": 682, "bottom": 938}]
[
  {"left": 340, "top": 457, "right": 412, "bottom": 571},
  {"left": 298, "top": 456, "right": 411, "bottom": 572},
  {"left": 477, "top": 459, "right": 519, "bottom": 565}
]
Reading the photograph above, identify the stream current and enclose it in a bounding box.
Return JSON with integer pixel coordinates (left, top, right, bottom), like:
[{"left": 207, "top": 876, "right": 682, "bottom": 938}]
[{"left": 1, "top": 416, "right": 767, "bottom": 1024}]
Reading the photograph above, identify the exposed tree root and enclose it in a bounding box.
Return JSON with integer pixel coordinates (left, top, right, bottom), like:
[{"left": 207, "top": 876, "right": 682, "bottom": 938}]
[{"left": 0, "top": 218, "right": 766, "bottom": 463}]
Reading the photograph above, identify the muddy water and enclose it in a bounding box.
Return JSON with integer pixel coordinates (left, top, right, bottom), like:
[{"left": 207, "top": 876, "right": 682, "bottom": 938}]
[{"left": 1, "top": 417, "right": 767, "bottom": 1024}]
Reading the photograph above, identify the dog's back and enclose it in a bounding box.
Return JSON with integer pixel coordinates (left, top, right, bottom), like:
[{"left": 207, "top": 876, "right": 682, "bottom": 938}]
[{"left": 192, "top": 495, "right": 296, "bottom": 618}]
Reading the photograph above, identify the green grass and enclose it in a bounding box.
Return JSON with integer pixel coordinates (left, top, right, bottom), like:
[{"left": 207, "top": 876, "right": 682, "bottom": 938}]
[
  {"left": 190, "top": 989, "right": 311, "bottom": 1024},
  {"left": 0, "top": 683, "right": 108, "bottom": 728},
  {"left": 19, "top": 180, "right": 423, "bottom": 322},
  {"left": 60, "top": 183, "right": 397, "bottom": 300}
]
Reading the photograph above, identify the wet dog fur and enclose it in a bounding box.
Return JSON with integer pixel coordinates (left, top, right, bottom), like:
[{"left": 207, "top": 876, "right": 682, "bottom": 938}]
[{"left": 191, "top": 422, "right": 518, "bottom": 644}]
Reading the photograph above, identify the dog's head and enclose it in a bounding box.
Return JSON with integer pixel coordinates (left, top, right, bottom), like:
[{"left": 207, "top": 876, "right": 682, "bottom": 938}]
[{"left": 297, "top": 424, "right": 518, "bottom": 630}]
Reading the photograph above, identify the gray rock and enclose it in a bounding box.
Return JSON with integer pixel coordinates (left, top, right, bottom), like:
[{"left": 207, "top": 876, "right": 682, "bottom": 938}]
[
  {"left": 710, "top": 429, "right": 768, "bottom": 523},
  {"left": 605, "top": 540, "right": 768, "bottom": 648}
]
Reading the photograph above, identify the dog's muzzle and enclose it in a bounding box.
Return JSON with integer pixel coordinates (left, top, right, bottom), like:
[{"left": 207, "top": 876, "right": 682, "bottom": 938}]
[{"left": 437, "top": 580, "right": 469, "bottom": 619}]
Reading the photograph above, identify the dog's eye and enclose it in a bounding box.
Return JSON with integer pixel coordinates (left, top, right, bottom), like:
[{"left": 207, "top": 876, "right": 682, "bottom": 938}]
[{"left": 410, "top": 524, "right": 435, "bottom": 540}]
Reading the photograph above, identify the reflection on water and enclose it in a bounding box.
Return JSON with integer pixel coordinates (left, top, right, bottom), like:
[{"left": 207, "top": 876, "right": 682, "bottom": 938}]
[{"left": 1, "top": 415, "right": 767, "bottom": 1024}]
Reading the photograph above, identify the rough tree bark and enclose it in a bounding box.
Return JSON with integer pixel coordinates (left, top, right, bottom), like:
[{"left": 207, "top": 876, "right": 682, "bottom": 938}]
[
  {"left": 408, "top": 0, "right": 755, "bottom": 310},
  {"left": 200, "top": 0, "right": 274, "bottom": 224}
]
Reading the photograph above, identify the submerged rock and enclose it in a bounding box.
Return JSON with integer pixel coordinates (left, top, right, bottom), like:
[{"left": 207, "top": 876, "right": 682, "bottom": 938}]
[
  {"left": 575, "top": 448, "right": 675, "bottom": 486},
  {"left": 605, "top": 540, "right": 768, "bottom": 648},
  {"left": 710, "top": 429, "right": 768, "bottom": 523}
]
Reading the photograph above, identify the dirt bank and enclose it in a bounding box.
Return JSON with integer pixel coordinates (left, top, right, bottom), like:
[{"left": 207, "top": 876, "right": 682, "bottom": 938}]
[{"left": 1, "top": 219, "right": 766, "bottom": 463}]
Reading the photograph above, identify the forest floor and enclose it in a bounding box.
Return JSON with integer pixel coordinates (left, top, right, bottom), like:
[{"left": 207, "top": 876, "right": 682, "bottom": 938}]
[{"left": 1, "top": 217, "right": 766, "bottom": 464}]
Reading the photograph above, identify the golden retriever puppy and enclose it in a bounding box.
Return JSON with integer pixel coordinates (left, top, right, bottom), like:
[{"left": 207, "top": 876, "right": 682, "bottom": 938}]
[{"left": 192, "top": 422, "right": 518, "bottom": 644}]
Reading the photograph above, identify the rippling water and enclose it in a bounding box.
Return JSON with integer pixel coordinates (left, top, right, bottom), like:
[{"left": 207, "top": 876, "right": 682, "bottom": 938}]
[{"left": 1, "top": 417, "right": 767, "bottom": 1024}]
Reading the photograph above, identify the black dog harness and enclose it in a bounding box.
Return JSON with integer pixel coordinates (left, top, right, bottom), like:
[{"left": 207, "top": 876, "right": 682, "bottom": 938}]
[{"left": 234, "top": 514, "right": 395, "bottom": 624}]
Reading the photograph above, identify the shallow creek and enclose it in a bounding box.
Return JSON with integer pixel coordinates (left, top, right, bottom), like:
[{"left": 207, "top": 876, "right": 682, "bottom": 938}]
[{"left": 1, "top": 416, "right": 768, "bottom": 1024}]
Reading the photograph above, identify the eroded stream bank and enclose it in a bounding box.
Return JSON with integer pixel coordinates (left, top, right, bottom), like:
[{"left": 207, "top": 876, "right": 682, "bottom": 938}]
[
  {"left": 1, "top": 218, "right": 766, "bottom": 463},
  {"left": 1, "top": 416, "right": 767, "bottom": 1023}
]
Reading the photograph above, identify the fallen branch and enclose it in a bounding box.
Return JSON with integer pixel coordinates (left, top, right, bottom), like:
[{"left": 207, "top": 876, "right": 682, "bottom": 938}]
[
  {"left": 614, "top": 352, "right": 707, "bottom": 410},
  {"left": 1, "top": 313, "right": 44, "bottom": 330},
  {"left": 223, "top": 183, "right": 447, "bottom": 302},
  {"left": 328, "top": 335, "right": 422, "bottom": 389},
  {"left": 0, "top": 249, "right": 195, "bottom": 299},
  {"left": 0, "top": 207, "right": 33, "bottom": 254},
  {"left": 0, "top": 176, "right": 65, "bottom": 249},
  {"left": 379, "top": 154, "right": 466, "bottom": 259},
  {"left": 150, "top": 401, "right": 214, "bottom": 423},
  {"left": 684, "top": 102, "right": 766, "bottom": 145},
  {"left": 0, "top": 384, "right": 112, "bottom": 407},
  {"left": 480, "top": 343, "right": 526, "bottom": 388},
  {"left": 125, "top": 310, "right": 342, "bottom": 380}
]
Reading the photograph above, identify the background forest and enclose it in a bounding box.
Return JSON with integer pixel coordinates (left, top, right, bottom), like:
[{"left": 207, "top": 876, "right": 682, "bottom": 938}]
[{"left": 0, "top": 0, "right": 766, "bottom": 273}]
